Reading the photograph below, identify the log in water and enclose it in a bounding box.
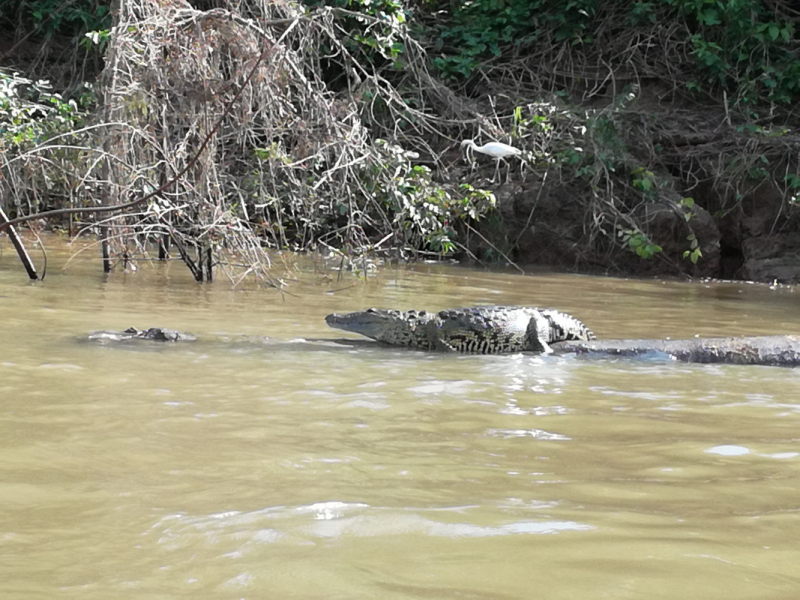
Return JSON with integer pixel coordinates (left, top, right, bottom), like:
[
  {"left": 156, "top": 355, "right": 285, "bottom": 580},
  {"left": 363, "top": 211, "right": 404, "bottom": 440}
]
[{"left": 557, "top": 335, "right": 800, "bottom": 366}]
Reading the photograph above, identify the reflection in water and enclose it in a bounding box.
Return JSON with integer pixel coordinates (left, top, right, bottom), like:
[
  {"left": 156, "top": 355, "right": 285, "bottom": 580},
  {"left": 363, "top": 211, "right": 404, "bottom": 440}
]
[
  {"left": 486, "top": 428, "right": 571, "bottom": 441},
  {"left": 705, "top": 445, "right": 750, "bottom": 456},
  {"left": 2, "top": 238, "right": 800, "bottom": 599}
]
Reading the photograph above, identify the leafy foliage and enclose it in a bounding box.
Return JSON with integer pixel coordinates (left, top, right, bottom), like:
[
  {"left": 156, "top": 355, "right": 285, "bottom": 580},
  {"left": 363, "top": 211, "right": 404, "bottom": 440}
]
[
  {"left": 0, "top": 0, "right": 110, "bottom": 39},
  {"left": 248, "top": 138, "right": 496, "bottom": 257},
  {"left": 428, "top": 0, "right": 597, "bottom": 79},
  {"left": 0, "top": 71, "right": 86, "bottom": 148},
  {"left": 666, "top": 0, "right": 799, "bottom": 105},
  {"left": 423, "top": 0, "right": 799, "bottom": 105},
  {"left": 620, "top": 229, "right": 663, "bottom": 259},
  {"left": 0, "top": 70, "right": 94, "bottom": 222}
]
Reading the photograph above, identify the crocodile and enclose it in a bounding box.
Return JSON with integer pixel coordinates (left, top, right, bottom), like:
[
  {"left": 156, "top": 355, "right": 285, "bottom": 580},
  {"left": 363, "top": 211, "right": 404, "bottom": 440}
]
[
  {"left": 78, "top": 319, "right": 800, "bottom": 366},
  {"left": 558, "top": 335, "right": 800, "bottom": 367},
  {"left": 87, "top": 327, "right": 197, "bottom": 343},
  {"left": 324, "top": 306, "right": 595, "bottom": 354}
]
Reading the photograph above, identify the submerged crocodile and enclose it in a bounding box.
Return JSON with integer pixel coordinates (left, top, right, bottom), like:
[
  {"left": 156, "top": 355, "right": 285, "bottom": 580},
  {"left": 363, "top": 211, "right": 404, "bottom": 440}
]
[
  {"left": 87, "top": 327, "right": 197, "bottom": 343},
  {"left": 325, "top": 306, "right": 595, "bottom": 354},
  {"left": 558, "top": 335, "right": 800, "bottom": 367},
  {"left": 79, "top": 314, "right": 800, "bottom": 367}
]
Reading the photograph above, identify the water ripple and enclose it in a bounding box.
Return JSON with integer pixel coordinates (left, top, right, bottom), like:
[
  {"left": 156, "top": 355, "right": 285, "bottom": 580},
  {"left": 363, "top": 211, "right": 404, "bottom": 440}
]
[
  {"left": 486, "top": 428, "right": 571, "bottom": 441},
  {"left": 148, "top": 501, "right": 592, "bottom": 550}
]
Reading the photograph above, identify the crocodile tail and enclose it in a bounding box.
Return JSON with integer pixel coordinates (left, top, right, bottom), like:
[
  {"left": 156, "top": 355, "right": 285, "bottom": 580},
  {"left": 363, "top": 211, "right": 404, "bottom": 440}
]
[{"left": 540, "top": 309, "right": 596, "bottom": 342}]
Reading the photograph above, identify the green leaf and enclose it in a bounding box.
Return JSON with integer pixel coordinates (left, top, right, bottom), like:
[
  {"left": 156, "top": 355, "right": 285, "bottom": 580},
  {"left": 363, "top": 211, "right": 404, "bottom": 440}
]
[{"left": 700, "top": 9, "right": 720, "bottom": 25}]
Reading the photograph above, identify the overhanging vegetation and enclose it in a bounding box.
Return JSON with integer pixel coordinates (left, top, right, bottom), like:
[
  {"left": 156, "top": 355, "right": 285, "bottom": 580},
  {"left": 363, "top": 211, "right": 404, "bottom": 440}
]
[{"left": 1, "top": 0, "right": 798, "bottom": 283}]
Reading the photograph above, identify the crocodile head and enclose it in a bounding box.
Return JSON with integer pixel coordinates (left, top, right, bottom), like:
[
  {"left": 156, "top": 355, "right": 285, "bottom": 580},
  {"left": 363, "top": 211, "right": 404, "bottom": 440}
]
[{"left": 325, "top": 308, "right": 435, "bottom": 348}]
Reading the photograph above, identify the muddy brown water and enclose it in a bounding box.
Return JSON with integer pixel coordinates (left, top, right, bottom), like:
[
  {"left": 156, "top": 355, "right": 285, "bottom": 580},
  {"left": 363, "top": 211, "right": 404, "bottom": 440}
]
[{"left": 1, "top": 238, "right": 800, "bottom": 599}]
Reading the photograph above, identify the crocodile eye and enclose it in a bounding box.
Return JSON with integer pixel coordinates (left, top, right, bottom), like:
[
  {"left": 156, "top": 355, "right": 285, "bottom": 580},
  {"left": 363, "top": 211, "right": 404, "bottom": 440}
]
[{"left": 367, "top": 308, "right": 378, "bottom": 313}]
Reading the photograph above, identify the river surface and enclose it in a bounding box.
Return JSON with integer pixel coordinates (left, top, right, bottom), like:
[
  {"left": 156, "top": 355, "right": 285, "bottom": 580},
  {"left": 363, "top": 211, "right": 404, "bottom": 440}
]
[{"left": 2, "top": 238, "right": 800, "bottom": 599}]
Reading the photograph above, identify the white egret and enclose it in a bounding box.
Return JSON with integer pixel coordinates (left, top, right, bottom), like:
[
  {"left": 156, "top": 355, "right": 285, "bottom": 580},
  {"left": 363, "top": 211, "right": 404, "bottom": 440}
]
[{"left": 460, "top": 139, "right": 523, "bottom": 183}]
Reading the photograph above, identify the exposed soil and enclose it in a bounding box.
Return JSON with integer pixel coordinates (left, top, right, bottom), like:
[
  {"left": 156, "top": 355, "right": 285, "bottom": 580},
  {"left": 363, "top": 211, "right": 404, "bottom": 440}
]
[{"left": 469, "top": 82, "right": 800, "bottom": 283}]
